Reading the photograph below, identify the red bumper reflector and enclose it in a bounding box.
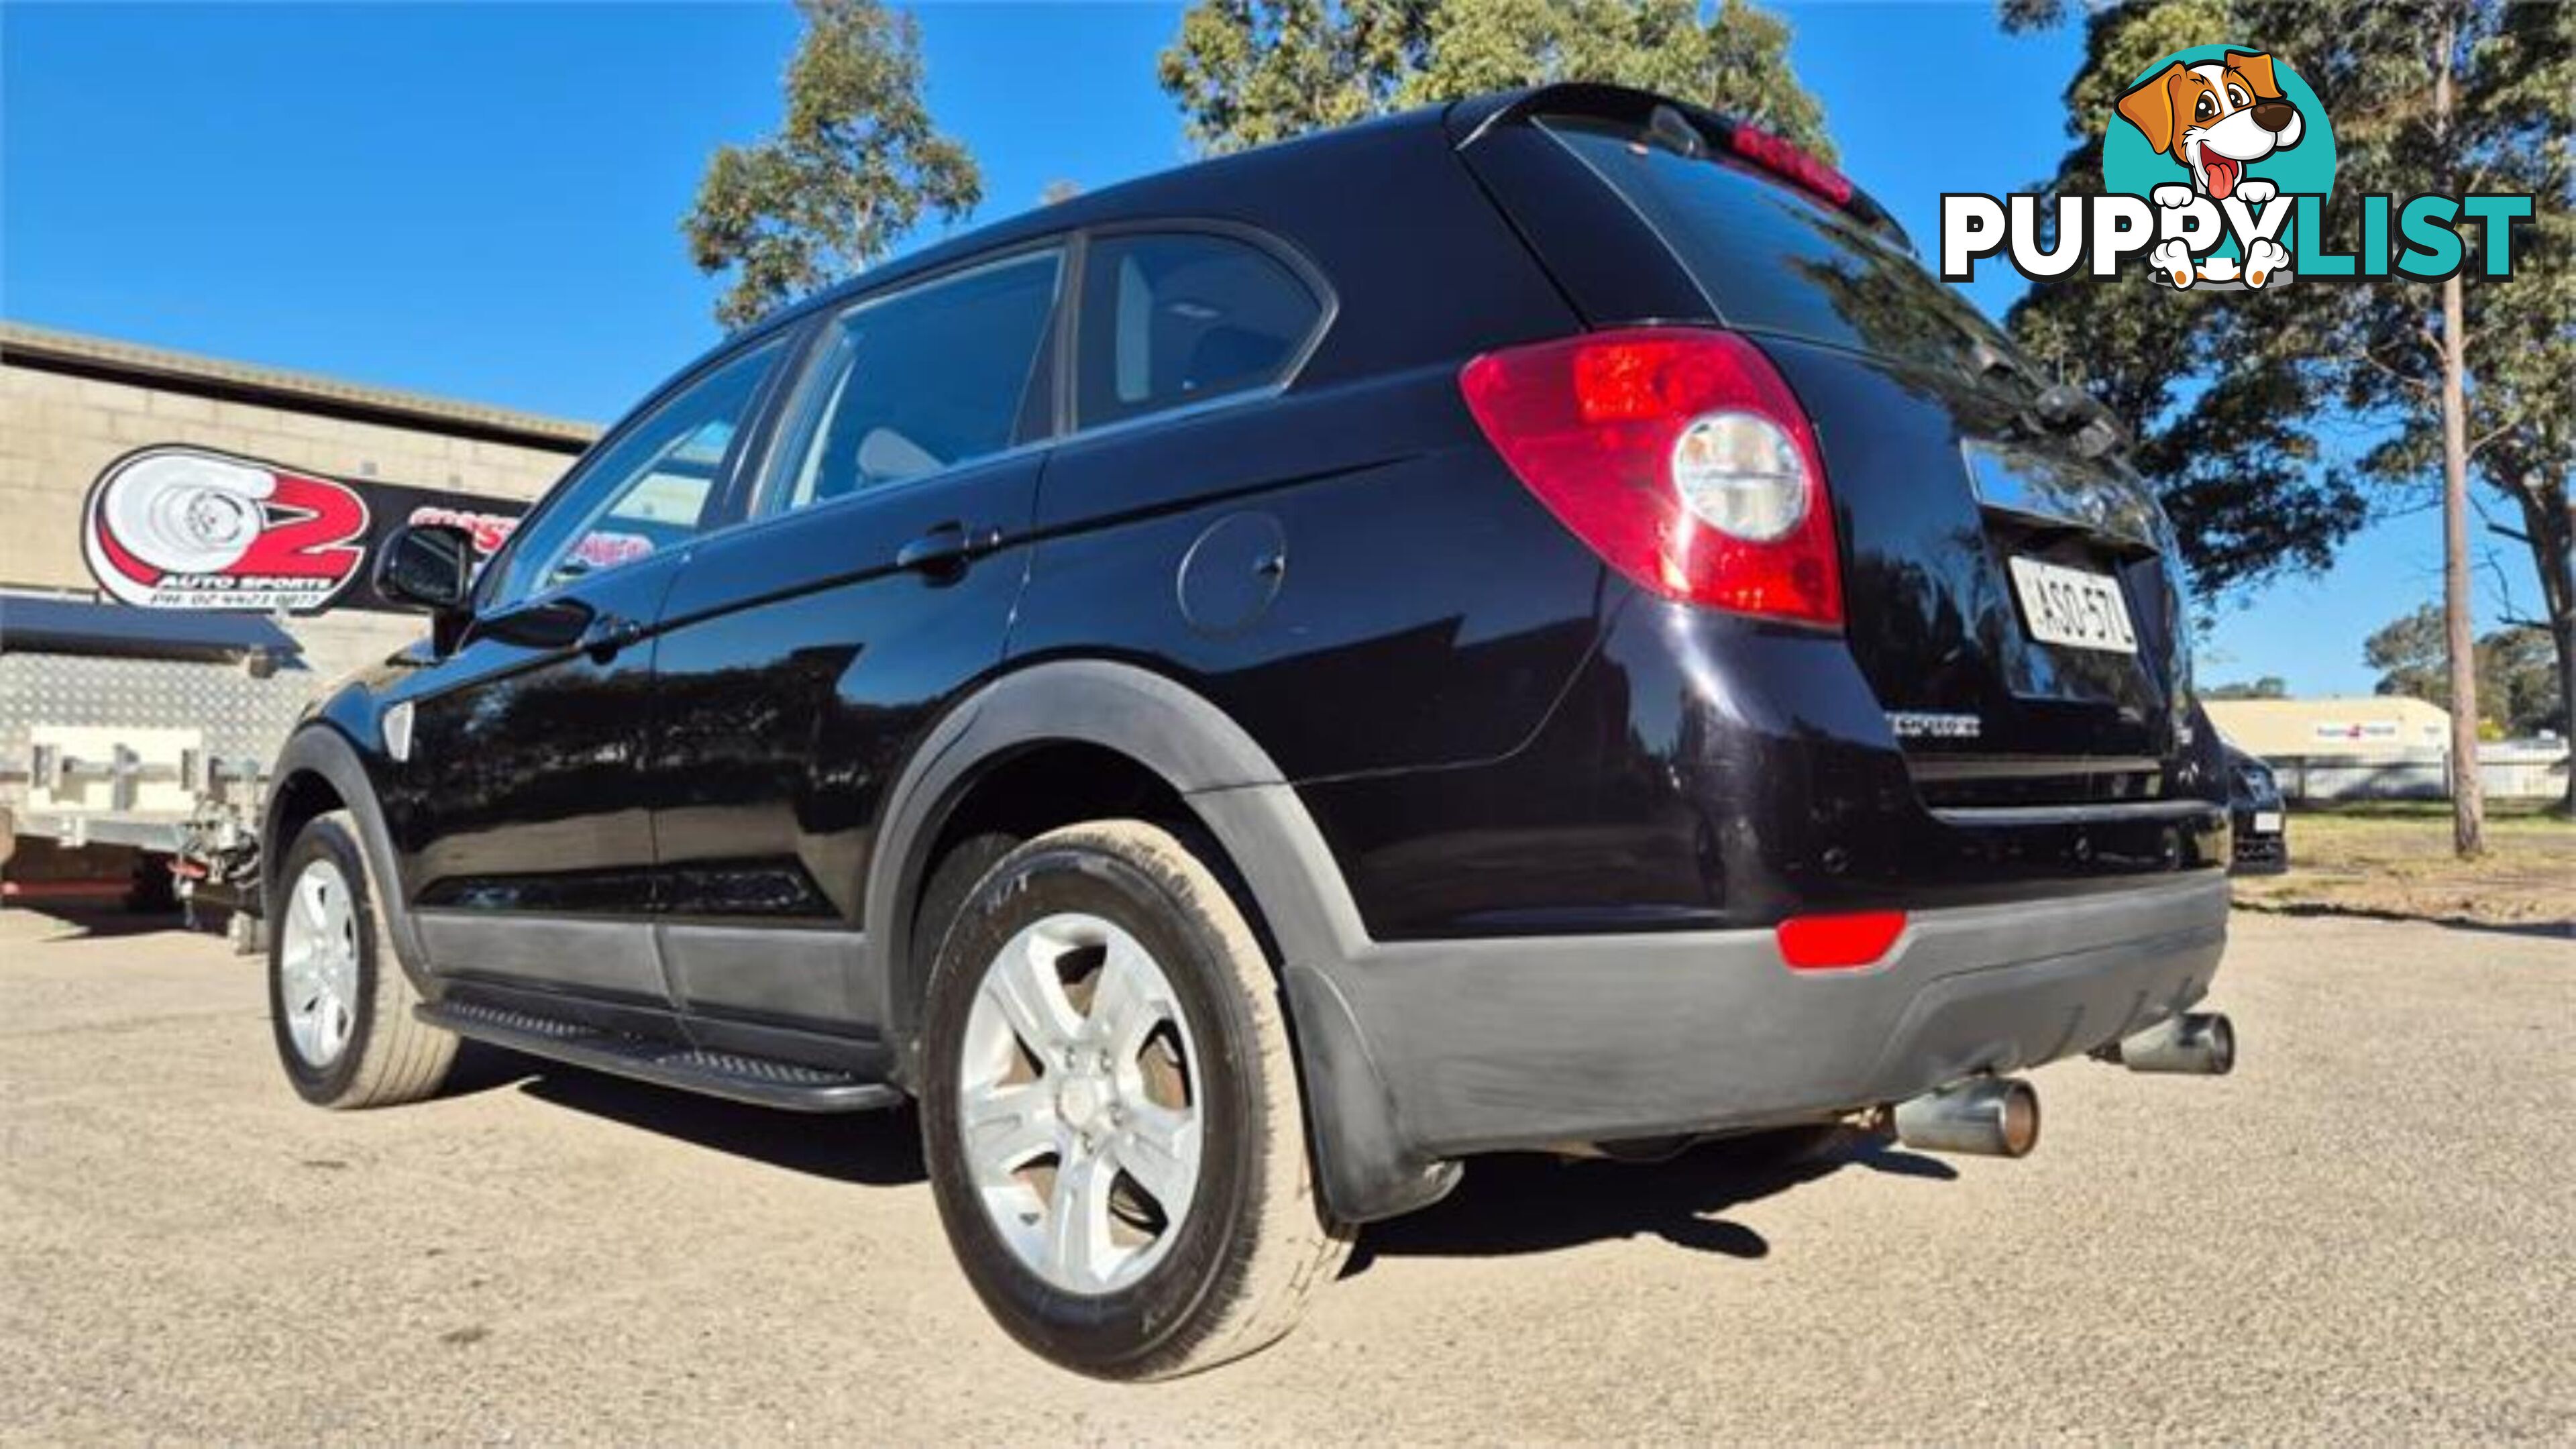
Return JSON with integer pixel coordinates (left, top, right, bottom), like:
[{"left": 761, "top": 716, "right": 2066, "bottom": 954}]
[{"left": 1775, "top": 911, "right": 1908, "bottom": 970}]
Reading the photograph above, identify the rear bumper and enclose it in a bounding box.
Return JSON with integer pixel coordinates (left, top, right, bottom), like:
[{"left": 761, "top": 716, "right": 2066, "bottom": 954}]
[{"left": 1284, "top": 871, "right": 2227, "bottom": 1216}]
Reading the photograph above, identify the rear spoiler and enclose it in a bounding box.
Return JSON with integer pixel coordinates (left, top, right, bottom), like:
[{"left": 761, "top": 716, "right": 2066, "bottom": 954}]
[{"left": 1446, "top": 83, "right": 1913, "bottom": 253}]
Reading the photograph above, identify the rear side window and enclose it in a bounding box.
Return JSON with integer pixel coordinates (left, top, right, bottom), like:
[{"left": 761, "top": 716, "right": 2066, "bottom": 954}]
[
  {"left": 764, "top": 248, "right": 1062, "bottom": 515},
  {"left": 1540, "top": 117, "right": 2019, "bottom": 382},
  {"left": 1075, "top": 233, "right": 1320, "bottom": 429}
]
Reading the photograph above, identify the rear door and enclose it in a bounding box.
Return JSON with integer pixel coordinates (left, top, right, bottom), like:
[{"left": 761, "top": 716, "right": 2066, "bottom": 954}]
[
  {"left": 647, "top": 246, "right": 1063, "bottom": 1038},
  {"left": 1461, "top": 101, "right": 2192, "bottom": 804}
]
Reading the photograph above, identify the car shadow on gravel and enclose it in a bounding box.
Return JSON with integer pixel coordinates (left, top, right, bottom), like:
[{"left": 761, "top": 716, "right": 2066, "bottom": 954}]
[
  {"left": 0, "top": 905, "right": 193, "bottom": 941},
  {"left": 2232, "top": 898, "right": 2574, "bottom": 940},
  {"left": 502, "top": 1064, "right": 927, "bottom": 1187},
  {"left": 447, "top": 1055, "right": 1957, "bottom": 1261},
  {"left": 1344, "top": 1130, "right": 1955, "bottom": 1276}
]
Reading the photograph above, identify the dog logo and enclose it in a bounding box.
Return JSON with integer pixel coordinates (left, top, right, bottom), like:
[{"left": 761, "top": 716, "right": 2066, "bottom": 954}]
[
  {"left": 83, "top": 447, "right": 371, "bottom": 611},
  {"left": 2105, "top": 46, "right": 2329, "bottom": 290},
  {"left": 2116, "top": 51, "right": 2305, "bottom": 204},
  {"left": 2102, "top": 46, "right": 2333, "bottom": 290}
]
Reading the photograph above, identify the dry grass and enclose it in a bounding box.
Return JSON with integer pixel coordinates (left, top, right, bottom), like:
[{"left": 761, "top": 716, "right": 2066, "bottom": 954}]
[{"left": 2232, "top": 803, "right": 2575, "bottom": 933}]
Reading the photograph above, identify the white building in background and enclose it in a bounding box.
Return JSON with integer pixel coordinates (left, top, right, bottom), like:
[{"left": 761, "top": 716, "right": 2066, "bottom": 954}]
[
  {"left": 2202, "top": 696, "right": 2453, "bottom": 757},
  {"left": 2205, "top": 696, "right": 2565, "bottom": 802}
]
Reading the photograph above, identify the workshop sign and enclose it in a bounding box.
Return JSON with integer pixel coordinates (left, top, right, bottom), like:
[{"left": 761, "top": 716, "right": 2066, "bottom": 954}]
[{"left": 82, "top": 445, "right": 533, "bottom": 614}]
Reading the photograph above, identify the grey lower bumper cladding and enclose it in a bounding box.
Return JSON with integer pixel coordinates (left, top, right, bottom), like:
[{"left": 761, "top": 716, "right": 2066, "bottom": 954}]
[{"left": 1287, "top": 873, "right": 2229, "bottom": 1220}]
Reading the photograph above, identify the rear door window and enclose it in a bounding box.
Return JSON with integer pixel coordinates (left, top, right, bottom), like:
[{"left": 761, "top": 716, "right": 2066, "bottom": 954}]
[
  {"left": 1074, "top": 232, "right": 1322, "bottom": 429},
  {"left": 763, "top": 248, "right": 1063, "bottom": 515},
  {"left": 1540, "top": 116, "right": 2024, "bottom": 385}
]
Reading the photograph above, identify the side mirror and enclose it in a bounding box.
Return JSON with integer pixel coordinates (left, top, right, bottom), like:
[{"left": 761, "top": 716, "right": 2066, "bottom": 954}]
[{"left": 374, "top": 523, "right": 475, "bottom": 614}]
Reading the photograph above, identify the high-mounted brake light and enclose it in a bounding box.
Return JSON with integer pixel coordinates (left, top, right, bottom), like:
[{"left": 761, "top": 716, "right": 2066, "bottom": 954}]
[
  {"left": 1458, "top": 327, "right": 1843, "bottom": 628},
  {"left": 1775, "top": 911, "right": 1907, "bottom": 971},
  {"left": 1728, "top": 124, "right": 1856, "bottom": 209}
]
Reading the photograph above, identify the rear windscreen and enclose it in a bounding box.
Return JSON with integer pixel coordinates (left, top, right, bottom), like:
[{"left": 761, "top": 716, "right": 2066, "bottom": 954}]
[{"left": 1540, "top": 116, "right": 2029, "bottom": 386}]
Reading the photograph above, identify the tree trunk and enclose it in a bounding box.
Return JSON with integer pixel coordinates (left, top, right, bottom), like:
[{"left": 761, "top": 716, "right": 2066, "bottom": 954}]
[
  {"left": 2439, "top": 282, "right": 2484, "bottom": 855},
  {"left": 2434, "top": 20, "right": 2485, "bottom": 857},
  {"left": 2522, "top": 485, "right": 2576, "bottom": 816},
  {"left": 2557, "top": 611, "right": 2576, "bottom": 818}
]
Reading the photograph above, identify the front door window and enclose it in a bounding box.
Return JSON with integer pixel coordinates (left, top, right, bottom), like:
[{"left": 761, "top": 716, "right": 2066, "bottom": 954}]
[{"left": 482, "top": 338, "right": 782, "bottom": 609}]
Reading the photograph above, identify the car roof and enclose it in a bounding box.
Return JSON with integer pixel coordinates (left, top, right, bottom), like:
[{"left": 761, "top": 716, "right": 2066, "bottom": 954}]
[
  {"left": 743, "top": 103, "right": 1452, "bottom": 340},
  {"left": 729, "top": 82, "right": 1906, "bottom": 350}
]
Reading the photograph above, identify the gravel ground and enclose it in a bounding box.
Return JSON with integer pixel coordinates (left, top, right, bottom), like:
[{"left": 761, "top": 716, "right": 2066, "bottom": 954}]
[{"left": 2, "top": 904, "right": 2569, "bottom": 1444}]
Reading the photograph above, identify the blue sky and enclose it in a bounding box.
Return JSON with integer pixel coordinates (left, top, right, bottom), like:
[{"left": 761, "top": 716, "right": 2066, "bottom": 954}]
[{"left": 2, "top": 2, "right": 2537, "bottom": 695}]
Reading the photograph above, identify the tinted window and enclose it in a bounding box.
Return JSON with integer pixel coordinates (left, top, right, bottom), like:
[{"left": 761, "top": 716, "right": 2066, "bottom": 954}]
[
  {"left": 1542, "top": 117, "right": 2024, "bottom": 384},
  {"left": 765, "top": 250, "right": 1061, "bottom": 515},
  {"left": 486, "top": 339, "right": 781, "bottom": 606},
  {"left": 1075, "top": 233, "right": 1320, "bottom": 428}
]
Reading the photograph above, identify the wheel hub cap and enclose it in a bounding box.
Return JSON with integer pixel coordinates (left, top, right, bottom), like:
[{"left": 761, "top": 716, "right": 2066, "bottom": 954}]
[
  {"left": 1056, "top": 1075, "right": 1106, "bottom": 1132},
  {"left": 957, "top": 912, "right": 1203, "bottom": 1296},
  {"left": 278, "top": 858, "right": 360, "bottom": 1069}
]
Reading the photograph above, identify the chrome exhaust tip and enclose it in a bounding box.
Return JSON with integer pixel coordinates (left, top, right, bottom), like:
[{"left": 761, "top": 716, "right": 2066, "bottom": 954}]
[
  {"left": 1892, "top": 1076, "right": 2040, "bottom": 1159},
  {"left": 2108, "top": 1011, "right": 2236, "bottom": 1075}
]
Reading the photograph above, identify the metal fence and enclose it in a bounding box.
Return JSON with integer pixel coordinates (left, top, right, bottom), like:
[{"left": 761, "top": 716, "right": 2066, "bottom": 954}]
[{"left": 2268, "top": 743, "right": 2571, "bottom": 802}]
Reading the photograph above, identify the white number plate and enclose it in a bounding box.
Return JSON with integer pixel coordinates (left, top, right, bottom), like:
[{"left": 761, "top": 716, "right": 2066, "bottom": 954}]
[
  {"left": 2253, "top": 810, "right": 2283, "bottom": 833},
  {"left": 2007, "top": 557, "right": 2137, "bottom": 655}
]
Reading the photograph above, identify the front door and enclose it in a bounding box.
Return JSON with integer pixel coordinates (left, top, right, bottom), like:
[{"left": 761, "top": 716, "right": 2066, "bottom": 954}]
[
  {"left": 647, "top": 246, "right": 1065, "bottom": 1034},
  {"left": 384, "top": 337, "right": 786, "bottom": 1003}
]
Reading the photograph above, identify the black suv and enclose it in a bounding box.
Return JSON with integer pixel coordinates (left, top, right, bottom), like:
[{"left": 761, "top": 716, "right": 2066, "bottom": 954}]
[
  {"left": 2225, "top": 741, "right": 2290, "bottom": 873},
  {"left": 263, "top": 85, "right": 2238, "bottom": 1379}
]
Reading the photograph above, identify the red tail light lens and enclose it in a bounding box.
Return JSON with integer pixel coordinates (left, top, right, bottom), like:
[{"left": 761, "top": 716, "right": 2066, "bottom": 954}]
[
  {"left": 1728, "top": 124, "right": 1856, "bottom": 209},
  {"left": 1775, "top": 911, "right": 1908, "bottom": 971},
  {"left": 1458, "top": 327, "right": 1842, "bottom": 628}
]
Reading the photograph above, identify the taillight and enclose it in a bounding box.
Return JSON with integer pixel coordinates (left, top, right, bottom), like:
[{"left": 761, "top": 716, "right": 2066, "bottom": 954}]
[{"left": 1458, "top": 327, "right": 1843, "bottom": 629}]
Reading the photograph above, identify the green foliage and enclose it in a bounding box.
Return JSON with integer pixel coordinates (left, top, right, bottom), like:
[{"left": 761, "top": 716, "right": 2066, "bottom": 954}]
[
  {"left": 2202, "top": 676, "right": 2290, "bottom": 698},
  {"left": 1159, "top": 0, "right": 1832, "bottom": 158},
  {"left": 2005, "top": 1, "right": 2571, "bottom": 756},
  {"left": 2365, "top": 604, "right": 2567, "bottom": 734},
  {"left": 2365, "top": 604, "right": 2452, "bottom": 705},
  {"left": 2482, "top": 627, "right": 2567, "bottom": 737},
  {"left": 684, "top": 0, "right": 981, "bottom": 329},
  {"left": 2340, "top": 1, "right": 2575, "bottom": 773},
  {"left": 2002, "top": 0, "right": 2365, "bottom": 598}
]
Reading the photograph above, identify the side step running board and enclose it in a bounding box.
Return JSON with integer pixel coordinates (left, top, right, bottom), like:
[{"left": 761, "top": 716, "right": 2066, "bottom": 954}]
[{"left": 419, "top": 999, "right": 904, "bottom": 1114}]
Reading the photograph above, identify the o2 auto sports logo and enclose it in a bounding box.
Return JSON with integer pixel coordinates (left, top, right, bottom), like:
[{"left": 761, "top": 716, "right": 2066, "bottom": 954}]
[
  {"left": 83, "top": 447, "right": 370, "bottom": 611},
  {"left": 1941, "top": 44, "right": 2536, "bottom": 290}
]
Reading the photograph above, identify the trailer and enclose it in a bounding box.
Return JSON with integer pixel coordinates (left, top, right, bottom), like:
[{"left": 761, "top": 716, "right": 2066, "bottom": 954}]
[{"left": 1, "top": 594, "right": 319, "bottom": 947}]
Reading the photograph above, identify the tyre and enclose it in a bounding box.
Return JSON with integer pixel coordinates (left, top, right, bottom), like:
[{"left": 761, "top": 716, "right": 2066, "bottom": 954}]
[
  {"left": 920, "top": 820, "right": 1351, "bottom": 1379},
  {"left": 268, "top": 810, "right": 457, "bottom": 1108}
]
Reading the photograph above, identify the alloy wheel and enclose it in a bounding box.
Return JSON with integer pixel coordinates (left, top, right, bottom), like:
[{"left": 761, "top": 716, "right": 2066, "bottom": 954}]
[
  {"left": 956, "top": 911, "right": 1203, "bottom": 1295},
  {"left": 278, "top": 859, "right": 360, "bottom": 1069}
]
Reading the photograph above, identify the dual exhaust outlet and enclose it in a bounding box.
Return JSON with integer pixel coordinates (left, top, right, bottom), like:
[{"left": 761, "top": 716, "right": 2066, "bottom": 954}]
[{"left": 1889, "top": 1011, "right": 2235, "bottom": 1159}]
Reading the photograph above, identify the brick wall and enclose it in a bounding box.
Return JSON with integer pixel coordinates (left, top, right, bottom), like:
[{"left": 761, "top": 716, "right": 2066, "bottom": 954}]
[{"left": 1, "top": 356, "right": 585, "bottom": 683}]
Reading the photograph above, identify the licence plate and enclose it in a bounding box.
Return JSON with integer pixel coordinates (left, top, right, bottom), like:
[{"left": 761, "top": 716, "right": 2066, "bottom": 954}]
[
  {"left": 2007, "top": 557, "right": 2138, "bottom": 655},
  {"left": 2253, "top": 810, "right": 2283, "bottom": 833}
]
